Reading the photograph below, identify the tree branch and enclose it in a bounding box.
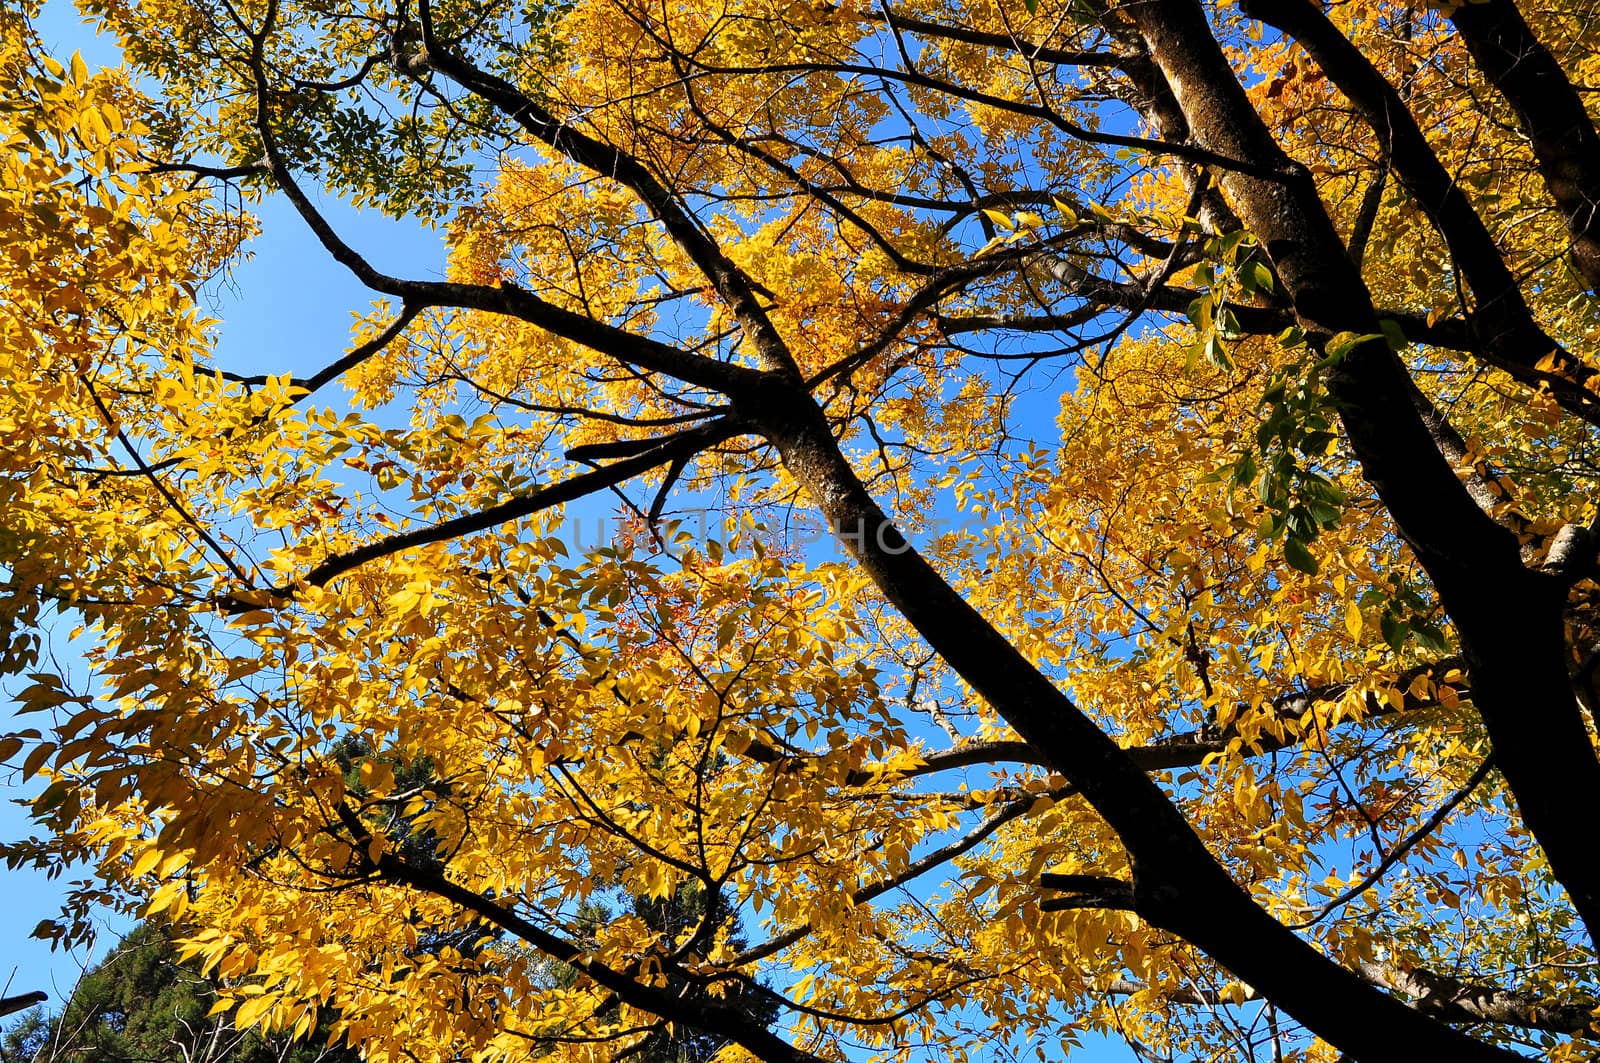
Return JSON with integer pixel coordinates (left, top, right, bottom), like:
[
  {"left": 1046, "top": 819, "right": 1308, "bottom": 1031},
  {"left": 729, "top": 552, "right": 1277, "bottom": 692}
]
[
  {"left": 1356, "top": 962, "right": 1597, "bottom": 1035},
  {"left": 1242, "top": 0, "right": 1600, "bottom": 424},
  {"left": 227, "top": 419, "right": 739, "bottom": 605},
  {"left": 1449, "top": 0, "right": 1600, "bottom": 290},
  {"left": 1287, "top": 755, "right": 1494, "bottom": 930},
  {"left": 333, "top": 802, "right": 830, "bottom": 1063},
  {"left": 869, "top": 9, "right": 1121, "bottom": 70},
  {"left": 416, "top": 0, "right": 803, "bottom": 382},
  {"left": 1125, "top": 0, "right": 1600, "bottom": 968},
  {"left": 246, "top": 38, "right": 757, "bottom": 396},
  {"left": 221, "top": 302, "right": 422, "bottom": 393},
  {"left": 731, "top": 793, "right": 1035, "bottom": 965}
]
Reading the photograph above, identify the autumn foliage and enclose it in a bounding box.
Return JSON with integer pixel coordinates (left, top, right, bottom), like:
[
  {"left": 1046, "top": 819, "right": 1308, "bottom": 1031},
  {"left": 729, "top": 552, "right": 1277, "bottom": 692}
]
[{"left": 4, "top": 0, "right": 1600, "bottom": 1060}]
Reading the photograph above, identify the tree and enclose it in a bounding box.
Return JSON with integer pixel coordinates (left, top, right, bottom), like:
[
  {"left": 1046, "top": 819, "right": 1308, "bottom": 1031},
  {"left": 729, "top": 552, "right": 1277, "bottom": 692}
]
[
  {"left": 545, "top": 888, "right": 780, "bottom": 1063},
  {"left": 3, "top": 0, "right": 1600, "bottom": 1058},
  {"left": 1, "top": 921, "right": 358, "bottom": 1063}
]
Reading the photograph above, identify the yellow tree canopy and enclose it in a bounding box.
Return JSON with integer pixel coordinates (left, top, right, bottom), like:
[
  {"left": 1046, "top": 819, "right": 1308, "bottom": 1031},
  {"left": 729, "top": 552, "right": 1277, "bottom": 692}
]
[{"left": 4, "top": 0, "right": 1600, "bottom": 1059}]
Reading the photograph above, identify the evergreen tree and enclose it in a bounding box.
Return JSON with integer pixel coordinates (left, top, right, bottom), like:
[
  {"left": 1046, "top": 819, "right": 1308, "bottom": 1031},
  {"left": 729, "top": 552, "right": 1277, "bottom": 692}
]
[
  {"left": 615, "top": 888, "right": 778, "bottom": 1063},
  {"left": 531, "top": 885, "right": 777, "bottom": 1063},
  {"left": 1, "top": 922, "right": 358, "bottom": 1063}
]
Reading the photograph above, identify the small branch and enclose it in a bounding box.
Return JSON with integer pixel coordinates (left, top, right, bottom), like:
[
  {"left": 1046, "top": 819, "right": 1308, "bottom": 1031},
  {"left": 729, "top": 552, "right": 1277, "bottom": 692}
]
[
  {"left": 731, "top": 795, "right": 1034, "bottom": 965},
  {"left": 935, "top": 274, "right": 1477, "bottom": 353},
  {"left": 222, "top": 302, "right": 421, "bottom": 393},
  {"left": 870, "top": 9, "right": 1122, "bottom": 69},
  {"left": 1287, "top": 755, "right": 1493, "bottom": 929},
  {"left": 647, "top": 455, "right": 687, "bottom": 527},
  {"left": 1347, "top": 161, "right": 1388, "bottom": 271},
  {"left": 141, "top": 157, "right": 268, "bottom": 184},
  {"left": 729, "top": 657, "right": 1468, "bottom": 787},
  {"left": 223, "top": 419, "right": 739, "bottom": 606},
  {"left": 82, "top": 374, "right": 252, "bottom": 584}
]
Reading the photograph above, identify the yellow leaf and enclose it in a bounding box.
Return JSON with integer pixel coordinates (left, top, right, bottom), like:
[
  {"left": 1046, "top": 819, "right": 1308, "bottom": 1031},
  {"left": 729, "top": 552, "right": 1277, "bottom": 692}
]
[
  {"left": 128, "top": 848, "right": 162, "bottom": 879},
  {"left": 358, "top": 759, "right": 394, "bottom": 793},
  {"left": 235, "top": 992, "right": 278, "bottom": 1030}
]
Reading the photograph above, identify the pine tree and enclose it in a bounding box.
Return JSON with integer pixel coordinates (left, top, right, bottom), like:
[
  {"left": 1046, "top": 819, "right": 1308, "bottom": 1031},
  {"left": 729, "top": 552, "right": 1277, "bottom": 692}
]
[{"left": 1, "top": 922, "right": 358, "bottom": 1063}]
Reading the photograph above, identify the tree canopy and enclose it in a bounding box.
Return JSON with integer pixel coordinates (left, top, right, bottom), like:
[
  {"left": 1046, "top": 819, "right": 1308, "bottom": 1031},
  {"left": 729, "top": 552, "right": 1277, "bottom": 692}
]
[{"left": 3, "top": 0, "right": 1600, "bottom": 1059}]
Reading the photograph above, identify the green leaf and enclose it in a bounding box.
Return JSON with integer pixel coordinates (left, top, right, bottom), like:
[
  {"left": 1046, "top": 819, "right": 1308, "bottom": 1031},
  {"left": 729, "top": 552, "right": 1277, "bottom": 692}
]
[
  {"left": 1298, "top": 430, "right": 1336, "bottom": 457},
  {"left": 1249, "top": 261, "right": 1275, "bottom": 293},
  {"left": 1284, "top": 537, "right": 1319, "bottom": 575},
  {"left": 1286, "top": 507, "right": 1316, "bottom": 539},
  {"left": 1230, "top": 452, "right": 1257, "bottom": 488},
  {"left": 1380, "top": 612, "right": 1410, "bottom": 651},
  {"left": 1414, "top": 623, "right": 1449, "bottom": 653},
  {"left": 1378, "top": 317, "right": 1408, "bottom": 351},
  {"left": 1307, "top": 500, "right": 1341, "bottom": 528}
]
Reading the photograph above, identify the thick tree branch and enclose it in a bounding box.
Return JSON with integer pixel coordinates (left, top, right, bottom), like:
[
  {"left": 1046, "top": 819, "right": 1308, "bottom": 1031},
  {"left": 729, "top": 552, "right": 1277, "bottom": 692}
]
[
  {"left": 1039, "top": 873, "right": 1135, "bottom": 911},
  {"left": 1242, "top": 0, "right": 1600, "bottom": 424},
  {"left": 1356, "top": 962, "right": 1597, "bottom": 1036},
  {"left": 0, "top": 992, "right": 46, "bottom": 1018},
  {"left": 1125, "top": 0, "right": 1600, "bottom": 967},
  {"left": 744, "top": 370, "right": 1518, "bottom": 1059},
  {"left": 1449, "top": 0, "right": 1600, "bottom": 290},
  {"left": 1079, "top": 1, "right": 1243, "bottom": 235}
]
